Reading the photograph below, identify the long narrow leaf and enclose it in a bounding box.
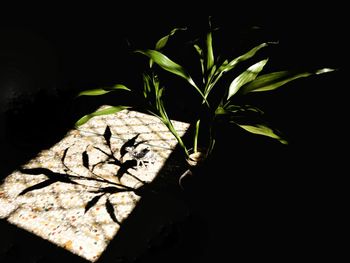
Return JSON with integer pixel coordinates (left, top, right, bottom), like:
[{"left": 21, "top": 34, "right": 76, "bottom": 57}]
[
  {"left": 155, "top": 27, "right": 187, "bottom": 50},
  {"left": 135, "top": 49, "right": 206, "bottom": 102},
  {"left": 204, "top": 65, "right": 217, "bottom": 96},
  {"left": 78, "top": 84, "right": 130, "bottom": 96},
  {"left": 194, "top": 119, "right": 200, "bottom": 153},
  {"left": 136, "top": 50, "right": 189, "bottom": 78},
  {"left": 193, "top": 44, "right": 205, "bottom": 80},
  {"left": 216, "top": 104, "right": 264, "bottom": 116},
  {"left": 227, "top": 59, "right": 269, "bottom": 100},
  {"left": 239, "top": 71, "right": 310, "bottom": 94},
  {"left": 142, "top": 73, "right": 151, "bottom": 99},
  {"left": 148, "top": 108, "right": 188, "bottom": 157},
  {"left": 239, "top": 68, "right": 335, "bottom": 94},
  {"left": 149, "top": 27, "right": 187, "bottom": 68},
  {"left": 220, "top": 103, "right": 286, "bottom": 143},
  {"left": 206, "top": 31, "right": 214, "bottom": 71},
  {"left": 218, "top": 43, "right": 268, "bottom": 75},
  {"left": 75, "top": 106, "right": 130, "bottom": 127},
  {"left": 204, "top": 43, "right": 269, "bottom": 99},
  {"left": 235, "top": 123, "right": 288, "bottom": 144}
]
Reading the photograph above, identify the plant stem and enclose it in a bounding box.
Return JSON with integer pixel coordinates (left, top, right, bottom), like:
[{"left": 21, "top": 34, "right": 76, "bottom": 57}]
[
  {"left": 194, "top": 119, "right": 200, "bottom": 153},
  {"left": 149, "top": 109, "right": 189, "bottom": 158},
  {"left": 164, "top": 119, "right": 189, "bottom": 158}
]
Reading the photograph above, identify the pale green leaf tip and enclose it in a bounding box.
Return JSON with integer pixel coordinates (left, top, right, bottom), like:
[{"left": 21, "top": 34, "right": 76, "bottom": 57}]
[
  {"left": 315, "top": 68, "right": 336, "bottom": 74},
  {"left": 134, "top": 49, "right": 144, "bottom": 55},
  {"left": 279, "top": 139, "right": 288, "bottom": 145},
  {"left": 75, "top": 117, "right": 88, "bottom": 127},
  {"left": 77, "top": 91, "right": 88, "bottom": 97},
  {"left": 113, "top": 84, "right": 131, "bottom": 91}
]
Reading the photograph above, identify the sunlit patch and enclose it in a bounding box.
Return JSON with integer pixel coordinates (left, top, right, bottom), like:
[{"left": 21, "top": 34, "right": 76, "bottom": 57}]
[{"left": 0, "top": 107, "right": 190, "bottom": 262}]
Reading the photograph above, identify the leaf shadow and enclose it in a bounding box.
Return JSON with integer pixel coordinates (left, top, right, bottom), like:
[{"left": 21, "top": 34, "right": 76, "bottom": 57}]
[
  {"left": 18, "top": 179, "right": 56, "bottom": 196},
  {"left": 84, "top": 194, "right": 104, "bottom": 214},
  {"left": 120, "top": 133, "right": 140, "bottom": 158},
  {"left": 116, "top": 159, "right": 137, "bottom": 180},
  {"left": 18, "top": 168, "right": 78, "bottom": 196},
  {"left": 17, "top": 125, "right": 155, "bottom": 225},
  {"left": 105, "top": 198, "right": 121, "bottom": 224}
]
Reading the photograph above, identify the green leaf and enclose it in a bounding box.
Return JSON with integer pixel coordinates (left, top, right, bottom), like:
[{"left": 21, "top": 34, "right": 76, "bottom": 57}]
[
  {"left": 193, "top": 44, "right": 203, "bottom": 56},
  {"left": 136, "top": 50, "right": 193, "bottom": 83},
  {"left": 75, "top": 106, "right": 130, "bottom": 127},
  {"left": 193, "top": 119, "right": 200, "bottom": 153},
  {"left": 150, "top": 27, "right": 187, "bottom": 68},
  {"left": 218, "top": 104, "right": 285, "bottom": 143},
  {"left": 315, "top": 68, "right": 336, "bottom": 75},
  {"left": 194, "top": 44, "right": 205, "bottom": 79},
  {"left": 136, "top": 49, "right": 207, "bottom": 103},
  {"left": 218, "top": 43, "right": 268, "bottom": 75},
  {"left": 78, "top": 89, "right": 111, "bottom": 96},
  {"left": 142, "top": 73, "right": 152, "bottom": 99},
  {"left": 227, "top": 59, "right": 269, "bottom": 100},
  {"left": 155, "top": 27, "right": 187, "bottom": 50},
  {"left": 216, "top": 104, "right": 264, "bottom": 117},
  {"left": 236, "top": 123, "right": 288, "bottom": 144},
  {"left": 78, "top": 84, "right": 130, "bottom": 96},
  {"left": 240, "top": 71, "right": 310, "bottom": 94},
  {"left": 206, "top": 31, "right": 214, "bottom": 71},
  {"left": 239, "top": 68, "right": 335, "bottom": 94},
  {"left": 204, "top": 43, "right": 268, "bottom": 100}
]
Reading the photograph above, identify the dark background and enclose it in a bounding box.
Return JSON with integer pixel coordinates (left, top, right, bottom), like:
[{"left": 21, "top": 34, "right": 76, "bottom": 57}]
[{"left": 0, "top": 4, "right": 347, "bottom": 262}]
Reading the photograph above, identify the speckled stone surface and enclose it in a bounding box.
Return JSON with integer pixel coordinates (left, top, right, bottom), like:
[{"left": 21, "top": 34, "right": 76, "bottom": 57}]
[{"left": 0, "top": 107, "right": 190, "bottom": 262}]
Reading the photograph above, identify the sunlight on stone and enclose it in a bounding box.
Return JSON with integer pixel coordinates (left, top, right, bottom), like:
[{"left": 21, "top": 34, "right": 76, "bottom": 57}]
[{"left": 0, "top": 107, "right": 190, "bottom": 262}]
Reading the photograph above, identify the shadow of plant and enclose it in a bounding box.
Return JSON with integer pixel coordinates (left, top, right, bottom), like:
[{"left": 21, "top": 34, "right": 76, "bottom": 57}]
[{"left": 18, "top": 125, "right": 156, "bottom": 225}]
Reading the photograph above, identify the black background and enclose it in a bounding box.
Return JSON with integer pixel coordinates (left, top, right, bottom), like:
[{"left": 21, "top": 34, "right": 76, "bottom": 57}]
[{"left": 0, "top": 3, "right": 347, "bottom": 262}]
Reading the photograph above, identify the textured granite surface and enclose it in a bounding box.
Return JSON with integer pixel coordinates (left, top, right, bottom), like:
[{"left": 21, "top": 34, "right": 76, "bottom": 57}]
[{"left": 1, "top": 108, "right": 190, "bottom": 262}]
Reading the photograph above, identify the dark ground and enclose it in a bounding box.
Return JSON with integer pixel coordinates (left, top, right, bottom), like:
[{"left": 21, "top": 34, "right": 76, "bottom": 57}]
[{"left": 0, "top": 5, "right": 347, "bottom": 262}]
